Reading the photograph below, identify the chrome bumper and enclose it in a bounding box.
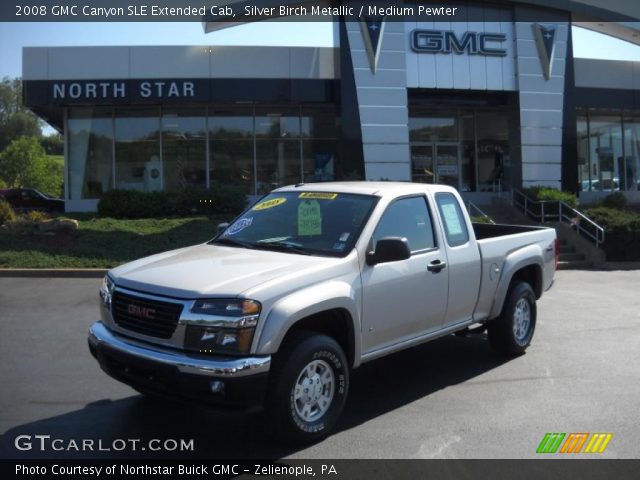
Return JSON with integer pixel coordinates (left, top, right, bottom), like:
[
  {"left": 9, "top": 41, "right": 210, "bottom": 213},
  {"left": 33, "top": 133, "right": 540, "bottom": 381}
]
[{"left": 88, "top": 321, "right": 271, "bottom": 378}]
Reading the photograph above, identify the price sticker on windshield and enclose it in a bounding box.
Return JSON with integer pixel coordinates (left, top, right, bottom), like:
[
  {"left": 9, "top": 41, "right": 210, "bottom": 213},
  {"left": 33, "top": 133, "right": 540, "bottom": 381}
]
[
  {"left": 299, "top": 192, "right": 338, "bottom": 200},
  {"left": 298, "top": 200, "right": 322, "bottom": 236},
  {"left": 253, "top": 197, "right": 286, "bottom": 211}
]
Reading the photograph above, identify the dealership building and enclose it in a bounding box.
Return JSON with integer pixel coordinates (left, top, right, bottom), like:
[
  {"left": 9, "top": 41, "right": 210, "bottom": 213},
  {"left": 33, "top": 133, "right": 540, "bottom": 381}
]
[{"left": 22, "top": 1, "right": 640, "bottom": 211}]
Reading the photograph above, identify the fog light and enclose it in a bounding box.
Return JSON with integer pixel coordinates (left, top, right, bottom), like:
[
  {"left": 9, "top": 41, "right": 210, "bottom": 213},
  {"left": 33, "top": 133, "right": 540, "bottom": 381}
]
[{"left": 210, "top": 380, "right": 225, "bottom": 394}]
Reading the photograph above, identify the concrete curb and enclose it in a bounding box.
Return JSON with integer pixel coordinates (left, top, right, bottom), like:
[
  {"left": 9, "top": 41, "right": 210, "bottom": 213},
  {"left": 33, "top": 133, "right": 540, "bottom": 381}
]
[
  {"left": 593, "top": 262, "right": 640, "bottom": 271},
  {"left": 0, "top": 269, "right": 107, "bottom": 278}
]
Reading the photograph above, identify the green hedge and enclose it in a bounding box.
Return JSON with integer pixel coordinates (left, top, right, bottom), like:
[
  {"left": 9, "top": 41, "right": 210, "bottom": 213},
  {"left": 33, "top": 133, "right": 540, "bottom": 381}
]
[
  {"left": 97, "top": 185, "right": 247, "bottom": 219},
  {"left": 470, "top": 215, "right": 492, "bottom": 224},
  {"left": 584, "top": 206, "right": 640, "bottom": 261},
  {"left": 600, "top": 192, "right": 628, "bottom": 210},
  {"left": 522, "top": 186, "right": 579, "bottom": 209}
]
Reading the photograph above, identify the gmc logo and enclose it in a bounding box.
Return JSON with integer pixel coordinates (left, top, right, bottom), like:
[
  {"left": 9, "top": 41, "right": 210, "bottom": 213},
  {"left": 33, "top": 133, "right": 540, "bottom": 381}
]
[
  {"left": 127, "top": 304, "right": 156, "bottom": 320},
  {"left": 411, "top": 30, "right": 507, "bottom": 57}
]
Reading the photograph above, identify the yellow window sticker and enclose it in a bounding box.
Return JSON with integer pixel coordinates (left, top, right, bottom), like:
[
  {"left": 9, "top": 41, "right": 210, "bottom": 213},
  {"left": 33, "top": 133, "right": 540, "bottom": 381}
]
[
  {"left": 298, "top": 200, "right": 322, "bottom": 236},
  {"left": 298, "top": 192, "right": 338, "bottom": 200},
  {"left": 252, "top": 197, "right": 286, "bottom": 211}
]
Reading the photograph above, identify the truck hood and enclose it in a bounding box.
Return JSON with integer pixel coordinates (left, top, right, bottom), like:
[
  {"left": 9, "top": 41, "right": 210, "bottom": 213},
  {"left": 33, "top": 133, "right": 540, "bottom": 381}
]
[{"left": 109, "top": 243, "right": 339, "bottom": 299}]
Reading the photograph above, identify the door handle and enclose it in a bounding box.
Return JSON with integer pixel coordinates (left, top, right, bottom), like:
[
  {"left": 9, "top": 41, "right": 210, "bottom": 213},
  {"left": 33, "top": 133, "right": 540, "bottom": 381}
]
[{"left": 427, "top": 260, "right": 447, "bottom": 273}]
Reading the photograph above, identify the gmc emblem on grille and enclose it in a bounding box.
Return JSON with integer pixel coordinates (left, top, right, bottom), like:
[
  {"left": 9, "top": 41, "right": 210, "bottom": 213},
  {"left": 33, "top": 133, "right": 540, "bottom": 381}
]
[{"left": 127, "top": 304, "right": 156, "bottom": 320}]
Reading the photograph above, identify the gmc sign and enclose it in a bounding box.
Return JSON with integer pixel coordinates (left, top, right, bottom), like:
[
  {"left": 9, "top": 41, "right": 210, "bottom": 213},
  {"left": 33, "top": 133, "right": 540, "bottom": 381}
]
[{"left": 411, "top": 30, "right": 507, "bottom": 56}]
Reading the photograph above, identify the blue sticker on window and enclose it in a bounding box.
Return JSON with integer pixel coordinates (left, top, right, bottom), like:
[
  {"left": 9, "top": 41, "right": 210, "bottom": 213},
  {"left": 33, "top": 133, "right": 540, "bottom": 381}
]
[
  {"left": 226, "top": 217, "right": 253, "bottom": 235},
  {"left": 332, "top": 242, "right": 346, "bottom": 251}
]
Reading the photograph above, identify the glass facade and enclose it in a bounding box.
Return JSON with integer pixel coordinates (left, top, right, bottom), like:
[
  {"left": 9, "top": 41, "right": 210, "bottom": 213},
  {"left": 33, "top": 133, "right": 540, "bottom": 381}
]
[
  {"left": 67, "top": 107, "right": 114, "bottom": 199},
  {"left": 67, "top": 105, "right": 339, "bottom": 199},
  {"left": 577, "top": 110, "right": 640, "bottom": 192},
  {"left": 114, "top": 109, "right": 161, "bottom": 192},
  {"left": 409, "top": 108, "right": 511, "bottom": 192}
]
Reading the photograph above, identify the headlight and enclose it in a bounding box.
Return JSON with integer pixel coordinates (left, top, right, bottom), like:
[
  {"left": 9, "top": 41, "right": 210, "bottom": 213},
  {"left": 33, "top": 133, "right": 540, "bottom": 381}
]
[
  {"left": 185, "top": 326, "right": 255, "bottom": 355},
  {"left": 191, "top": 298, "right": 260, "bottom": 322},
  {"left": 186, "top": 299, "right": 261, "bottom": 354},
  {"left": 99, "top": 275, "right": 114, "bottom": 309}
]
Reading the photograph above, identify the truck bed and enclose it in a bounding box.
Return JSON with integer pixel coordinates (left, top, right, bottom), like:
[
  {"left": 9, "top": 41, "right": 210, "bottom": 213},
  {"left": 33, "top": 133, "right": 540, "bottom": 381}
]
[{"left": 472, "top": 222, "right": 548, "bottom": 240}]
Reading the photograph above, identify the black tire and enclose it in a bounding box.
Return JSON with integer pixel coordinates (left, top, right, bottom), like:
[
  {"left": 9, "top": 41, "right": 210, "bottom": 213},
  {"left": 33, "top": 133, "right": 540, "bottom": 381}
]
[
  {"left": 265, "top": 332, "right": 349, "bottom": 443},
  {"left": 488, "top": 281, "right": 536, "bottom": 356}
]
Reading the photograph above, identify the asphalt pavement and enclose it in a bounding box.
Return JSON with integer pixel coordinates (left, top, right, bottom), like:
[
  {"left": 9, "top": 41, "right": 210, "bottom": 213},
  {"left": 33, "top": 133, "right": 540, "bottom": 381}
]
[{"left": 0, "top": 271, "right": 638, "bottom": 459}]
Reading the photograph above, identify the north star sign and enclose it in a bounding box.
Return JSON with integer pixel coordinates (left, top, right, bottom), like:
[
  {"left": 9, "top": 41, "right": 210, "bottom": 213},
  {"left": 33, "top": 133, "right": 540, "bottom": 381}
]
[
  {"left": 51, "top": 80, "right": 195, "bottom": 101},
  {"left": 411, "top": 30, "right": 507, "bottom": 56}
]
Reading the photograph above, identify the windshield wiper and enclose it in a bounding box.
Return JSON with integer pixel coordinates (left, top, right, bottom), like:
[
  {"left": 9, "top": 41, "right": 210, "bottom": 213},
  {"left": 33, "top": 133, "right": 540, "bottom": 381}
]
[
  {"left": 211, "top": 238, "right": 257, "bottom": 249},
  {"left": 254, "top": 241, "right": 315, "bottom": 256}
]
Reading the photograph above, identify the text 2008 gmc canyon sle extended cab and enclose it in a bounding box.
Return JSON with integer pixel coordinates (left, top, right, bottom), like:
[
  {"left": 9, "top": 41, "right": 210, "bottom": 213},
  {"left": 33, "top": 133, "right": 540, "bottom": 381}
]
[{"left": 89, "top": 182, "right": 556, "bottom": 441}]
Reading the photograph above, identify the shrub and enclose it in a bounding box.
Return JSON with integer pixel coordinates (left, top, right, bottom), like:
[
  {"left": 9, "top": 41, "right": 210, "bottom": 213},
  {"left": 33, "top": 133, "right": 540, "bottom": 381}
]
[
  {"left": 601, "top": 192, "right": 628, "bottom": 210},
  {"left": 169, "top": 186, "right": 246, "bottom": 216},
  {"left": 24, "top": 210, "right": 49, "bottom": 223},
  {"left": 584, "top": 206, "right": 640, "bottom": 261},
  {"left": 97, "top": 190, "right": 169, "bottom": 219},
  {"left": 97, "top": 185, "right": 247, "bottom": 219},
  {"left": 0, "top": 199, "right": 16, "bottom": 225},
  {"left": 470, "top": 215, "right": 492, "bottom": 224},
  {"left": 208, "top": 184, "right": 247, "bottom": 214},
  {"left": 522, "top": 186, "right": 579, "bottom": 209}
]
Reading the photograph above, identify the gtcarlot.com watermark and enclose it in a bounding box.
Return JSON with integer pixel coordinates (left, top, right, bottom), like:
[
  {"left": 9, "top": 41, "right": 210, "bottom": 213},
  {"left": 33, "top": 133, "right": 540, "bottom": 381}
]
[{"left": 14, "top": 435, "right": 194, "bottom": 452}]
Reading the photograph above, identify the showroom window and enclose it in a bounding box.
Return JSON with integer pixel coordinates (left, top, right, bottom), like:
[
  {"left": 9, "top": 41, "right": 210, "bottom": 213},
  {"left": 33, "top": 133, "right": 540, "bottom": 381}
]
[
  {"left": 161, "top": 108, "right": 206, "bottom": 191},
  {"left": 255, "top": 106, "right": 301, "bottom": 195},
  {"left": 65, "top": 104, "right": 339, "bottom": 200},
  {"left": 209, "top": 108, "right": 254, "bottom": 195},
  {"left": 577, "top": 110, "right": 639, "bottom": 192},
  {"left": 114, "top": 108, "right": 161, "bottom": 192},
  {"left": 67, "top": 107, "right": 114, "bottom": 200}
]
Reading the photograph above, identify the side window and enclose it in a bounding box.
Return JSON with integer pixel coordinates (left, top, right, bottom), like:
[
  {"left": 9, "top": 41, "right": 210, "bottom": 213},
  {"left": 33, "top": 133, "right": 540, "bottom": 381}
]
[
  {"left": 436, "top": 193, "right": 469, "bottom": 247},
  {"left": 372, "top": 196, "right": 435, "bottom": 253}
]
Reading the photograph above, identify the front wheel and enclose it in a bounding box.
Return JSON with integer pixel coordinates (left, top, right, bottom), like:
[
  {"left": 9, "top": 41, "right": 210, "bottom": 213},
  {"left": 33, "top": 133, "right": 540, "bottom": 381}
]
[
  {"left": 265, "top": 333, "right": 349, "bottom": 443},
  {"left": 488, "top": 281, "right": 537, "bottom": 356}
]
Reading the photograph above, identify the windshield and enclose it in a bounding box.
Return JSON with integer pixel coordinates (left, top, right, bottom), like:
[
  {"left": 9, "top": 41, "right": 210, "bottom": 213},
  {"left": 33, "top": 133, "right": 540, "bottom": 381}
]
[{"left": 212, "top": 191, "right": 378, "bottom": 256}]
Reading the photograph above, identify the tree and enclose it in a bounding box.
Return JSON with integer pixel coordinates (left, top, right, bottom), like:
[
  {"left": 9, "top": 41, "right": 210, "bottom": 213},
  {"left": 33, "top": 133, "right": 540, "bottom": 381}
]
[
  {"left": 0, "top": 136, "right": 63, "bottom": 197},
  {"left": 41, "top": 133, "right": 64, "bottom": 155},
  {"left": 0, "top": 77, "right": 42, "bottom": 151}
]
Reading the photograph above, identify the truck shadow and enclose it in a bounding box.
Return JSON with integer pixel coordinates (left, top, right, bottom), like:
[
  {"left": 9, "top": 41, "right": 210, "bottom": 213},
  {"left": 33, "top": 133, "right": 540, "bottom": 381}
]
[{"left": 0, "top": 334, "right": 506, "bottom": 459}]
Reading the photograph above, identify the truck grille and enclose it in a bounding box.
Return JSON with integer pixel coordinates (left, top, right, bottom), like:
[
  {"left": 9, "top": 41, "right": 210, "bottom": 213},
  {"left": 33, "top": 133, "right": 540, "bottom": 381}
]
[{"left": 112, "top": 291, "right": 183, "bottom": 339}]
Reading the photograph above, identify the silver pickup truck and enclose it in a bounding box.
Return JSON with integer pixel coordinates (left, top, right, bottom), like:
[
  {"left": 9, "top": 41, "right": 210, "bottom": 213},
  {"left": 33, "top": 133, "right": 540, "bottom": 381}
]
[{"left": 89, "top": 182, "right": 556, "bottom": 441}]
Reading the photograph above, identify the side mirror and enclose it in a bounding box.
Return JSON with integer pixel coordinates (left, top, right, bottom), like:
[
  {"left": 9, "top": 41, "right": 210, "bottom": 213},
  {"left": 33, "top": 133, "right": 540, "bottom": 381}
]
[
  {"left": 216, "top": 222, "right": 230, "bottom": 235},
  {"left": 366, "top": 237, "right": 411, "bottom": 266}
]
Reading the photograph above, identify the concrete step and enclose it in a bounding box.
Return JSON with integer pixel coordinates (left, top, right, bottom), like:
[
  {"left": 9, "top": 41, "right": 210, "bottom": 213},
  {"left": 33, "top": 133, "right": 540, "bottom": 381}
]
[
  {"left": 557, "top": 260, "right": 593, "bottom": 270},
  {"left": 559, "top": 245, "right": 575, "bottom": 254},
  {"left": 559, "top": 252, "right": 586, "bottom": 262}
]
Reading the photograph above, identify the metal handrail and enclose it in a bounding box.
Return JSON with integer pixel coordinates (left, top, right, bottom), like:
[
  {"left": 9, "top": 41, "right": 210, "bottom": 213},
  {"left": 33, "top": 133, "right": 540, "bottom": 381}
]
[
  {"left": 512, "top": 189, "right": 605, "bottom": 247},
  {"left": 467, "top": 202, "right": 495, "bottom": 224}
]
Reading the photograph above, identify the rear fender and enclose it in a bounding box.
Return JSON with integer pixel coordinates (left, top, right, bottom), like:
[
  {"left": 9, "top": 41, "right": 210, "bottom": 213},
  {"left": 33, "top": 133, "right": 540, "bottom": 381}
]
[{"left": 489, "top": 245, "right": 544, "bottom": 319}]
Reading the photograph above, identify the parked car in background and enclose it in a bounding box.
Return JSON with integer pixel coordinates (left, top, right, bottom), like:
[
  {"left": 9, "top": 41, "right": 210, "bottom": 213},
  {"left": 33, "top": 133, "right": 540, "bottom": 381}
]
[{"left": 0, "top": 188, "right": 64, "bottom": 213}]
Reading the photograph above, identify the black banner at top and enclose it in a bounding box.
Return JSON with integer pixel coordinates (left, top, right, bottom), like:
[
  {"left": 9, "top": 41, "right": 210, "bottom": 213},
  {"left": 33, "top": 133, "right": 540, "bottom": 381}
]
[{"left": 2, "top": 0, "right": 639, "bottom": 22}]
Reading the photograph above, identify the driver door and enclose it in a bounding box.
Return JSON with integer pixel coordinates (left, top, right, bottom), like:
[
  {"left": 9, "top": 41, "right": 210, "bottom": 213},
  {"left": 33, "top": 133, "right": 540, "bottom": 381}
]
[{"left": 361, "top": 195, "right": 449, "bottom": 354}]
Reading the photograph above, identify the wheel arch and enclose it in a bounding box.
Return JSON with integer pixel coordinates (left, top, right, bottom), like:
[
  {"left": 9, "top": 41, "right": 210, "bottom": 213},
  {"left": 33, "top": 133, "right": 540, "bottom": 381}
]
[
  {"left": 254, "top": 281, "right": 361, "bottom": 368},
  {"left": 490, "top": 253, "right": 543, "bottom": 320}
]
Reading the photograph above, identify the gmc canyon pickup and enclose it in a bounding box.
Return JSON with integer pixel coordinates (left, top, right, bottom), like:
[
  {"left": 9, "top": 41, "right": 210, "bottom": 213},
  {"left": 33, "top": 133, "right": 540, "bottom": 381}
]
[{"left": 89, "top": 182, "right": 556, "bottom": 441}]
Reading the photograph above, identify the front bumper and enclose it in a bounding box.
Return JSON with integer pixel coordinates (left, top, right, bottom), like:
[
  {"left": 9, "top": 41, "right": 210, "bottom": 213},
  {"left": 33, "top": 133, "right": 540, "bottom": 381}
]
[{"left": 88, "top": 321, "right": 270, "bottom": 408}]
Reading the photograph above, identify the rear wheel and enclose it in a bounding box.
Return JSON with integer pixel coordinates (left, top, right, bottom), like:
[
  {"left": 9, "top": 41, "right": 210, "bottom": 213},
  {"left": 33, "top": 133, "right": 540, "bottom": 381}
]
[
  {"left": 488, "top": 281, "right": 536, "bottom": 356},
  {"left": 265, "top": 332, "right": 349, "bottom": 443}
]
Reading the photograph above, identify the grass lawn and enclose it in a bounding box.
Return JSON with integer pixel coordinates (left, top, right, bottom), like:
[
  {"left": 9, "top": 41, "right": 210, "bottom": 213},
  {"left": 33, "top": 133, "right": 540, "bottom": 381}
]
[{"left": 0, "top": 214, "right": 233, "bottom": 269}]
